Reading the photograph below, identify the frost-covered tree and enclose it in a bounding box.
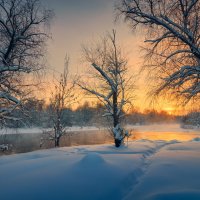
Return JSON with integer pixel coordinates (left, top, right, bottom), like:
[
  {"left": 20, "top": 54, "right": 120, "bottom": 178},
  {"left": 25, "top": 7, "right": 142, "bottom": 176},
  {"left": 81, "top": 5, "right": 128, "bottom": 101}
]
[
  {"left": 77, "top": 30, "right": 134, "bottom": 147},
  {"left": 0, "top": 0, "right": 53, "bottom": 124},
  {"left": 118, "top": 0, "right": 200, "bottom": 103},
  {"left": 41, "top": 56, "right": 76, "bottom": 147}
]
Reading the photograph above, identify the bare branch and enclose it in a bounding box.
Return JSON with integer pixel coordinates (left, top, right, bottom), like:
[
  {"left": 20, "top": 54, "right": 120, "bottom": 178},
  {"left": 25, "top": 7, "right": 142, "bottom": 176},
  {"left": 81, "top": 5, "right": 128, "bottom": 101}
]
[
  {"left": 118, "top": 0, "right": 200, "bottom": 102},
  {"left": 0, "top": 0, "right": 53, "bottom": 124}
]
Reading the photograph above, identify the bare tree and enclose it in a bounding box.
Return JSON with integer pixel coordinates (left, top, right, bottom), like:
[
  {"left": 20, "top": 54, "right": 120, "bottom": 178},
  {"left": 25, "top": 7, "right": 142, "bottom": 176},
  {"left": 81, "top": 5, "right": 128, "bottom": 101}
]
[
  {"left": 118, "top": 0, "right": 200, "bottom": 104},
  {"left": 41, "top": 56, "right": 76, "bottom": 147},
  {"left": 77, "top": 30, "right": 134, "bottom": 147},
  {"left": 0, "top": 0, "right": 53, "bottom": 124}
]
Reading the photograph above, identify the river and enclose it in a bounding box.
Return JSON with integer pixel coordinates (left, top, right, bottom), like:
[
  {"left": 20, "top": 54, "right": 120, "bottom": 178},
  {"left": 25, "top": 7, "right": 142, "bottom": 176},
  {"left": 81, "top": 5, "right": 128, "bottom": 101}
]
[{"left": 0, "top": 123, "right": 200, "bottom": 155}]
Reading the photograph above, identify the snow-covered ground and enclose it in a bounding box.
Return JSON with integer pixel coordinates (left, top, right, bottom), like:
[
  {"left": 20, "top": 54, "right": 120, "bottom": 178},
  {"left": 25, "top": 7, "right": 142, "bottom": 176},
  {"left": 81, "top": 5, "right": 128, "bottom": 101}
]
[{"left": 1, "top": 139, "right": 200, "bottom": 200}]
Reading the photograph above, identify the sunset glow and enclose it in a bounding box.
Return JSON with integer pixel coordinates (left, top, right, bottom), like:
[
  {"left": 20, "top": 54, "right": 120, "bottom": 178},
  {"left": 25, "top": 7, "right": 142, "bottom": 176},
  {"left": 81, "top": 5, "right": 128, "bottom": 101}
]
[
  {"left": 38, "top": 0, "right": 192, "bottom": 113},
  {"left": 163, "top": 107, "right": 174, "bottom": 115},
  {"left": 1, "top": 1, "right": 200, "bottom": 200}
]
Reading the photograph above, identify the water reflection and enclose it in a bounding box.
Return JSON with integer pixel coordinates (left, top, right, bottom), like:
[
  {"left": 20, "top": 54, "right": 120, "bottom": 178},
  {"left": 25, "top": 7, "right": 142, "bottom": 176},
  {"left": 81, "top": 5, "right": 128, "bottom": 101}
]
[
  {"left": 128, "top": 123, "right": 200, "bottom": 142},
  {"left": 130, "top": 131, "right": 199, "bottom": 141},
  {"left": 67, "top": 124, "right": 200, "bottom": 144},
  {"left": 1, "top": 124, "right": 199, "bottom": 155}
]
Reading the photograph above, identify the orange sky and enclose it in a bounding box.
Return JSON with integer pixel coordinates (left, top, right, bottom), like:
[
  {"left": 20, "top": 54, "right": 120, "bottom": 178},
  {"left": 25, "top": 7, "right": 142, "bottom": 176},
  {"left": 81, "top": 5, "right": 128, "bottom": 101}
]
[{"left": 40, "top": 0, "right": 190, "bottom": 115}]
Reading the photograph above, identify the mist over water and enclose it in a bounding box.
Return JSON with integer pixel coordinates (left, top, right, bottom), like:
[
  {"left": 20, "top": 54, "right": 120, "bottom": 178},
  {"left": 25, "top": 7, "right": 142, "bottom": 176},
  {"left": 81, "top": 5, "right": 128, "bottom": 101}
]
[
  {"left": 1, "top": 123, "right": 200, "bottom": 155},
  {"left": 128, "top": 123, "right": 200, "bottom": 142}
]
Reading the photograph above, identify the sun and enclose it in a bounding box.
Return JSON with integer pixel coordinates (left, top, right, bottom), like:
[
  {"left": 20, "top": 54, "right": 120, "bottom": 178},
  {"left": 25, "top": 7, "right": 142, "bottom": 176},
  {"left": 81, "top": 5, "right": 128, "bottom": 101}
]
[{"left": 163, "top": 107, "right": 174, "bottom": 115}]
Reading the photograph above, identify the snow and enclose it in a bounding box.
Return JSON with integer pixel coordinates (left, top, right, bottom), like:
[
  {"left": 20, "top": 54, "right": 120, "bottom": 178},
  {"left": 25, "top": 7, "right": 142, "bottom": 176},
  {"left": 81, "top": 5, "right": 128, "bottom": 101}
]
[
  {"left": 0, "top": 144, "right": 9, "bottom": 151},
  {"left": 0, "top": 138, "right": 200, "bottom": 200},
  {"left": 125, "top": 141, "right": 200, "bottom": 200}
]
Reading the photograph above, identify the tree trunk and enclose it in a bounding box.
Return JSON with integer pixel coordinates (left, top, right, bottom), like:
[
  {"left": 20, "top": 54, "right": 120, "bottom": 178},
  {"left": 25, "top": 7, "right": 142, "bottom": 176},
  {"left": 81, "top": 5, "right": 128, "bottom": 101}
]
[
  {"left": 113, "top": 91, "right": 119, "bottom": 127},
  {"left": 114, "top": 138, "right": 122, "bottom": 147},
  {"left": 55, "top": 137, "right": 60, "bottom": 147},
  {"left": 54, "top": 124, "right": 61, "bottom": 147},
  {"left": 113, "top": 91, "right": 122, "bottom": 147}
]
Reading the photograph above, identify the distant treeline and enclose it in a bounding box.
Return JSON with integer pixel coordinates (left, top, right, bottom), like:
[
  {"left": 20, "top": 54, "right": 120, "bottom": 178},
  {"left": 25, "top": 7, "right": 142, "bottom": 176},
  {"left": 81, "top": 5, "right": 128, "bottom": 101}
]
[
  {"left": 181, "top": 111, "right": 200, "bottom": 127},
  {"left": 4, "top": 99, "right": 180, "bottom": 128}
]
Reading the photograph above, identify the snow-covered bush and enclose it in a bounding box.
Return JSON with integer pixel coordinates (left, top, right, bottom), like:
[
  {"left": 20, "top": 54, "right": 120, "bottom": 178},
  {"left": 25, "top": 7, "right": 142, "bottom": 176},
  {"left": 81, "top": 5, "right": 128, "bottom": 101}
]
[{"left": 0, "top": 144, "right": 9, "bottom": 151}]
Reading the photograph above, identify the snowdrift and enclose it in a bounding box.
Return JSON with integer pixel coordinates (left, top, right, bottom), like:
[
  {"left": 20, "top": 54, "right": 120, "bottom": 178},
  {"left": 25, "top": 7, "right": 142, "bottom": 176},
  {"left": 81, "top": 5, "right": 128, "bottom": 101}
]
[{"left": 1, "top": 139, "right": 200, "bottom": 200}]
